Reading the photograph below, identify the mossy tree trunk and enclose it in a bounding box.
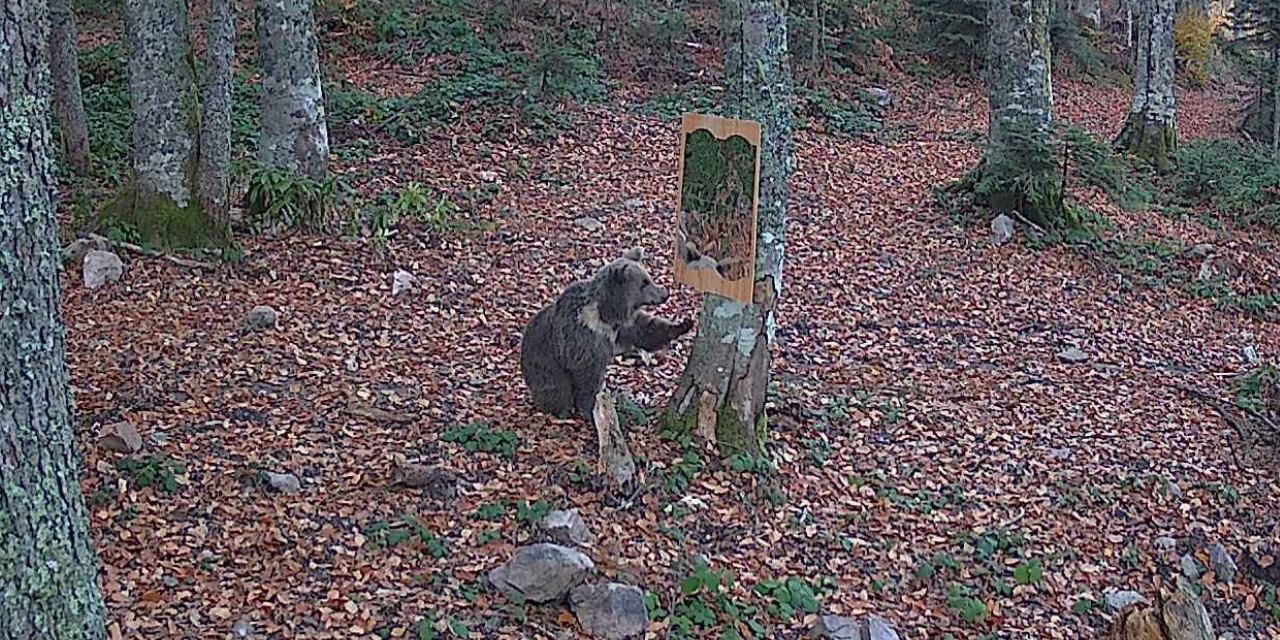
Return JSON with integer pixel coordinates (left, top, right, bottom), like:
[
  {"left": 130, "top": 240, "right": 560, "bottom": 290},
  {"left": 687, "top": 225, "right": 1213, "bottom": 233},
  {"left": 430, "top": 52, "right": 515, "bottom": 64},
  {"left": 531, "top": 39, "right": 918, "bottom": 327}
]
[
  {"left": 197, "top": 0, "right": 235, "bottom": 222},
  {"left": 665, "top": 0, "right": 793, "bottom": 458},
  {"left": 116, "top": 0, "right": 227, "bottom": 248},
  {"left": 960, "top": 0, "right": 1062, "bottom": 226},
  {"left": 49, "top": 0, "right": 91, "bottom": 174},
  {"left": 0, "top": 1, "right": 109, "bottom": 637},
  {"left": 1115, "top": 0, "right": 1177, "bottom": 171},
  {"left": 257, "top": 0, "right": 329, "bottom": 181}
]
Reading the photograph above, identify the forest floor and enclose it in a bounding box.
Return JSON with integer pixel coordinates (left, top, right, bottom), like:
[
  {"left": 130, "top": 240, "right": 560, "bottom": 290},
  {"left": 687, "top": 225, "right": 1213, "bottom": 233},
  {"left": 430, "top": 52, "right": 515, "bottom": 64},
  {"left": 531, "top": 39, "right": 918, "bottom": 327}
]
[{"left": 62, "top": 17, "right": 1280, "bottom": 640}]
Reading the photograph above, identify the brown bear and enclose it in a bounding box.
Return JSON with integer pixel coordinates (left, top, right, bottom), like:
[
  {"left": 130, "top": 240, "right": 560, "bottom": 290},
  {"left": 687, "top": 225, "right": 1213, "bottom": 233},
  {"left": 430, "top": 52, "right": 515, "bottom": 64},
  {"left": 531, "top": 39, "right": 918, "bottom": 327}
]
[{"left": 520, "top": 247, "right": 692, "bottom": 422}]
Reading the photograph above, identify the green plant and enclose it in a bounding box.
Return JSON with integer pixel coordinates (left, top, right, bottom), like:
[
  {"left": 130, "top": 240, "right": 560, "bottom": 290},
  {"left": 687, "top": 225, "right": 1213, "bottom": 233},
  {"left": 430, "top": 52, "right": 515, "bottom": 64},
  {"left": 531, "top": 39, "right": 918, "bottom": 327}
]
[
  {"left": 473, "top": 501, "right": 507, "bottom": 521},
  {"left": 1013, "top": 559, "right": 1044, "bottom": 586},
  {"left": 1234, "top": 363, "right": 1278, "bottom": 415},
  {"left": 116, "top": 455, "right": 185, "bottom": 494},
  {"left": 1174, "top": 139, "right": 1280, "bottom": 229},
  {"left": 514, "top": 500, "right": 552, "bottom": 526},
  {"left": 246, "top": 164, "right": 338, "bottom": 232},
  {"left": 754, "top": 577, "right": 821, "bottom": 619},
  {"left": 441, "top": 422, "right": 520, "bottom": 458},
  {"left": 946, "top": 584, "right": 989, "bottom": 623},
  {"left": 365, "top": 514, "right": 450, "bottom": 557},
  {"left": 911, "top": 0, "right": 986, "bottom": 70}
]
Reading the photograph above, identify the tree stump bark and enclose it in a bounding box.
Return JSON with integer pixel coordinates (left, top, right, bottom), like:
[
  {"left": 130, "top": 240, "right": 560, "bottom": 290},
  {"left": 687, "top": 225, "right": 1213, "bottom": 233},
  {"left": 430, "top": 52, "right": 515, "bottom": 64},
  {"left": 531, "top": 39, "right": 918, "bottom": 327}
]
[{"left": 593, "top": 387, "right": 635, "bottom": 487}]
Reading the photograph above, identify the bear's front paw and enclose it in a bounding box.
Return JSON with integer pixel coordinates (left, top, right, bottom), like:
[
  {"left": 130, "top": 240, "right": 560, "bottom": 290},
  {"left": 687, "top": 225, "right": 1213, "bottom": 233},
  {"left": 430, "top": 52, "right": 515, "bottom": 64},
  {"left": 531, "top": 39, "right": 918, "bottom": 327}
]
[{"left": 672, "top": 318, "right": 694, "bottom": 338}]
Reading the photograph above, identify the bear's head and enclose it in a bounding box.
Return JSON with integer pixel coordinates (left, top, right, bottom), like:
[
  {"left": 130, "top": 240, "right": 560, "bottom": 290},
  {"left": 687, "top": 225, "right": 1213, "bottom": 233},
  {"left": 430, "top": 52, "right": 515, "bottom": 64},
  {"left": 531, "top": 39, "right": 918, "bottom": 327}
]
[{"left": 595, "top": 247, "right": 668, "bottom": 325}]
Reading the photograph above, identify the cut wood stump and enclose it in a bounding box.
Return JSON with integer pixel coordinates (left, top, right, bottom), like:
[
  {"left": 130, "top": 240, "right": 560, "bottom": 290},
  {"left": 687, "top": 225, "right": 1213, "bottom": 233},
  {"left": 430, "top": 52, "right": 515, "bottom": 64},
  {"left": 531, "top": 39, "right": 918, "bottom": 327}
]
[{"left": 593, "top": 387, "right": 635, "bottom": 487}]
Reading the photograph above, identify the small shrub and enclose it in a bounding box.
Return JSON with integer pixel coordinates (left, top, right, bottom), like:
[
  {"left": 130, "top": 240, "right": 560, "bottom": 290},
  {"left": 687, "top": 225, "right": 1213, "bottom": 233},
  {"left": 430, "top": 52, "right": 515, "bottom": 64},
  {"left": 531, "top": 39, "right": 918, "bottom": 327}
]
[
  {"left": 1174, "top": 139, "right": 1280, "bottom": 229},
  {"left": 441, "top": 422, "right": 520, "bottom": 458},
  {"left": 1174, "top": 10, "right": 1215, "bottom": 87},
  {"left": 796, "top": 86, "right": 883, "bottom": 136},
  {"left": 245, "top": 164, "right": 338, "bottom": 232},
  {"left": 1051, "top": 9, "right": 1112, "bottom": 78},
  {"left": 754, "top": 577, "right": 821, "bottom": 619},
  {"left": 946, "top": 584, "right": 989, "bottom": 623},
  {"left": 117, "top": 455, "right": 185, "bottom": 494},
  {"left": 911, "top": 0, "right": 986, "bottom": 71}
]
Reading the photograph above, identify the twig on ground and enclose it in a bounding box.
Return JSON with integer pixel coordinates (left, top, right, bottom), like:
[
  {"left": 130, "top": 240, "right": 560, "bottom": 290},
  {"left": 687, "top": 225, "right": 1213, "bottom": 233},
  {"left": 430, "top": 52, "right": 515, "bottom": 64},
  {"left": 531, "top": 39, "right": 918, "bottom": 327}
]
[{"left": 87, "top": 233, "right": 217, "bottom": 269}]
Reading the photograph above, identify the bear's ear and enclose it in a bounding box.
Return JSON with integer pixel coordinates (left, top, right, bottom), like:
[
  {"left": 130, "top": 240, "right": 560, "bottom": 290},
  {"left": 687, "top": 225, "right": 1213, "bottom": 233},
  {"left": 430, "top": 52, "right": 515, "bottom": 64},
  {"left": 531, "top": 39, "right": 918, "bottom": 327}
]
[{"left": 621, "top": 247, "right": 645, "bottom": 262}]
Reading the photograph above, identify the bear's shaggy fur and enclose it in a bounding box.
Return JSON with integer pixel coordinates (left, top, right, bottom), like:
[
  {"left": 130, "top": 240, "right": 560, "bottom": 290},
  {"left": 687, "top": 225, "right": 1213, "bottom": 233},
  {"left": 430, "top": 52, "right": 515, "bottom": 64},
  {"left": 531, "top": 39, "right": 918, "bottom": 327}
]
[{"left": 520, "top": 248, "right": 692, "bottom": 421}]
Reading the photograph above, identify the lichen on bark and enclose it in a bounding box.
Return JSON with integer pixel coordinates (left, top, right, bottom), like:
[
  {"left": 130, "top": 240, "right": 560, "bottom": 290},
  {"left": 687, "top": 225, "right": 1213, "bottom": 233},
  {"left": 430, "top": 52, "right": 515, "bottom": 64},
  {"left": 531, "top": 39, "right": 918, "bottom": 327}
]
[
  {"left": 1, "top": 1, "right": 108, "bottom": 636},
  {"left": 256, "top": 0, "right": 330, "bottom": 181},
  {"left": 1115, "top": 0, "right": 1177, "bottom": 171}
]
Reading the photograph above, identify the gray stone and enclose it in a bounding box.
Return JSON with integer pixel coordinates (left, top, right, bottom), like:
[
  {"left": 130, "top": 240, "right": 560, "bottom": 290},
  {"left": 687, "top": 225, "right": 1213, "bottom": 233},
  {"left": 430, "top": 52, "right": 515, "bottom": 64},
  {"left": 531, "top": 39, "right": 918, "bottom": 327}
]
[
  {"left": 392, "top": 270, "right": 416, "bottom": 297},
  {"left": 990, "top": 214, "right": 1016, "bottom": 247},
  {"left": 83, "top": 249, "right": 124, "bottom": 289},
  {"left": 1180, "top": 553, "right": 1202, "bottom": 579},
  {"left": 231, "top": 618, "right": 255, "bottom": 638},
  {"left": 1057, "top": 347, "right": 1089, "bottom": 364},
  {"left": 1208, "top": 543, "right": 1237, "bottom": 582},
  {"left": 64, "top": 237, "right": 109, "bottom": 265},
  {"left": 246, "top": 305, "right": 279, "bottom": 330},
  {"left": 263, "top": 471, "right": 301, "bottom": 494},
  {"left": 1155, "top": 535, "right": 1177, "bottom": 555},
  {"left": 488, "top": 543, "right": 595, "bottom": 603},
  {"left": 812, "top": 614, "right": 899, "bottom": 640},
  {"left": 574, "top": 216, "right": 605, "bottom": 232},
  {"left": 1243, "top": 345, "right": 1261, "bottom": 366},
  {"left": 622, "top": 197, "right": 645, "bottom": 210},
  {"left": 812, "top": 615, "right": 858, "bottom": 640},
  {"left": 1167, "top": 480, "right": 1184, "bottom": 500},
  {"left": 863, "top": 86, "right": 893, "bottom": 108},
  {"left": 1103, "top": 589, "right": 1147, "bottom": 612},
  {"left": 1185, "top": 243, "right": 1216, "bottom": 259},
  {"left": 97, "top": 421, "right": 143, "bottom": 454},
  {"left": 570, "top": 582, "right": 648, "bottom": 639},
  {"left": 540, "top": 509, "right": 593, "bottom": 546}
]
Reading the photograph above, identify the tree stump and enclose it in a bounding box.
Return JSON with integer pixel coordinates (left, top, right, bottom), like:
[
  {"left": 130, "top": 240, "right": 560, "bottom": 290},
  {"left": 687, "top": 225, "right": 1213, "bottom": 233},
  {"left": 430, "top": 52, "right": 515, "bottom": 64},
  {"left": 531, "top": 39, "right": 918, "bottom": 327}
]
[
  {"left": 1106, "top": 588, "right": 1213, "bottom": 640},
  {"left": 592, "top": 387, "right": 635, "bottom": 487}
]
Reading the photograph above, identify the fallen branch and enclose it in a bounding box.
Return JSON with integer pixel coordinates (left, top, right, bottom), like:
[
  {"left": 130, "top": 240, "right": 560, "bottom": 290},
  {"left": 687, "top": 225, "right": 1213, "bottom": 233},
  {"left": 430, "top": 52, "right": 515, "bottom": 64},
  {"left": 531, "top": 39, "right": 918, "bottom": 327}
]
[
  {"left": 87, "top": 233, "right": 217, "bottom": 270},
  {"left": 1165, "top": 382, "right": 1279, "bottom": 456},
  {"left": 1008, "top": 209, "right": 1048, "bottom": 237}
]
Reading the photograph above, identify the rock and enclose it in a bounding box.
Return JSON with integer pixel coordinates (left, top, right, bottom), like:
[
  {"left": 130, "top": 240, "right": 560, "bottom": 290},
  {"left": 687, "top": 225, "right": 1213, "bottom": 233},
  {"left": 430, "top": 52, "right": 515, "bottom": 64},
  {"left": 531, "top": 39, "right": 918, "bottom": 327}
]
[
  {"left": 622, "top": 197, "right": 645, "bottom": 210},
  {"left": 97, "top": 421, "right": 143, "bottom": 454},
  {"left": 263, "top": 471, "right": 301, "bottom": 494},
  {"left": 812, "top": 614, "right": 899, "bottom": 640},
  {"left": 83, "top": 249, "right": 124, "bottom": 289},
  {"left": 1155, "top": 536, "right": 1177, "bottom": 555},
  {"left": 1103, "top": 589, "right": 1148, "bottom": 612},
  {"left": 1106, "top": 588, "right": 1213, "bottom": 640},
  {"left": 1180, "top": 553, "right": 1203, "bottom": 579},
  {"left": 391, "top": 463, "right": 457, "bottom": 500},
  {"left": 1057, "top": 347, "right": 1089, "bottom": 364},
  {"left": 488, "top": 543, "right": 595, "bottom": 603},
  {"left": 540, "top": 509, "right": 593, "bottom": 546},
  {"left": 64, "top": 237, "right": 109, "bottom": 265},
  {"left": 1185, "top": 243, "right": 1216, "bottom": 259},
  {"left": 812, "top": 615, "right": 858, "bottom": 640},
  {"left": 1167, "top": 481, "right": 1184, "bottom": 500},
  {"left": 990, "top": 214, "right": 1016, "bottom": 247},
  {"left": 392, "top": 270, "right": 416, "bottom": 297},
  {"left": 1243, "top": 345, "right": 1261, "bottom": 366},
  {"left": 574, "top": 216, "right": 605, "bottom": 232},
  {"left": 863, "top": 86, "right": 893, "bottom": 108},
  {"left": 245, "top": 305, "right": 279, "bottom": 330},
  {"left": 1208, "top": 543, "right": 1237, "bottom": 582},
  {"left": 570, "top": 582, "right": 648, "bottom": 639},
  {"left": 231, "top": 618, "right": 255, "bottom": 638}
]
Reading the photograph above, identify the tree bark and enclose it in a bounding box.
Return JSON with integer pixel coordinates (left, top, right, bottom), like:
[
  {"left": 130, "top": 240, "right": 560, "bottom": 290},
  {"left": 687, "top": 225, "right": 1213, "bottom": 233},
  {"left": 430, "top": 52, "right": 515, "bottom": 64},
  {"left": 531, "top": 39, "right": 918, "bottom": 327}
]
[
  {"left": 123, "top": 0, "right": 197, "bottom": 207},
  {"left": 198, "top": 0, "right": 235, "bottom": 222},
  {"left": 665, "top": 0, "right": 793, "bottom": 457},
  {"left": 1115, "top": 0, "right": 1178, "bottom": 171},
  {"left": 961, "top": 0, "right": 1062, "bottom": 226},
  {"left": 1272, "top": 44, "right": 1279, "bottom": 150},
  {"left": 1077, "top": 0, "right": 1102, "bottom": 27},
  {"left": 110, "top": 0, "right": 227, "bottom": 248},
  {"left": 49, "top": 0, "right": 91, "bottom": 174},
  {"left": 257, "top": 0, "right": 330, "bottom": 181},
  {"left": 0, "top": 1, "right": 108, "bottom": 637}
]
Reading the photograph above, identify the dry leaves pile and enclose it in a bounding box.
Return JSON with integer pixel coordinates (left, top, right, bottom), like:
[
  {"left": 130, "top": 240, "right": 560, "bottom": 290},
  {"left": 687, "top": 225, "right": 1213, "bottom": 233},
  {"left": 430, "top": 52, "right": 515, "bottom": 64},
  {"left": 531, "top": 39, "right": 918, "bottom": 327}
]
[{"left": 59, "top": 35, "right": 1280, "bottom": 639}]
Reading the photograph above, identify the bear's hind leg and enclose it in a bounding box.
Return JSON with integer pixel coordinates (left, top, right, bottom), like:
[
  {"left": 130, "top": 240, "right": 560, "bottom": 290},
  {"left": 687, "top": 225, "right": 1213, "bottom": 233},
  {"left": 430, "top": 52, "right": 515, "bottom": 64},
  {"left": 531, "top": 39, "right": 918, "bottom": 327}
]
[{"left": 524, "top": 360, "right": 575, "bottom": 418}]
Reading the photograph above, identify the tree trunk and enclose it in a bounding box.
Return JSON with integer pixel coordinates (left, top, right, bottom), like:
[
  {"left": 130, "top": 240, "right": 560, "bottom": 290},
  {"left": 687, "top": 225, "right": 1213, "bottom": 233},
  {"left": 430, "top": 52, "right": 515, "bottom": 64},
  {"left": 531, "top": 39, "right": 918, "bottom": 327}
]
[
  {"left": 1115, "top": 0, "right": 1177, "bottom": 171},
  {"left": 1077, "top": 0, "right": 1102, "bottom": 27},
  {"left": 1272, "top": 44, "right": 1279, "bottom": 151},
  {"left": 49, "top": 0, "right": 91, "bottom": 174},
  {"left": 198, "top": 0, "right": 235, "bottom": 222},
  {"left": 0, "top": 1, "right": 109, "bottom": 637},
  {"left": 961, "top": 0, "right": 1061, "bottom": 226},
  {"left": 665, "top": 0, "right": 793, "bottom": 457},
  {"left": 257, "top": 0, "right": 329, "bottom": 181},
  {"left": 112, "top": 0, "right": 227, "bottom": 248}
]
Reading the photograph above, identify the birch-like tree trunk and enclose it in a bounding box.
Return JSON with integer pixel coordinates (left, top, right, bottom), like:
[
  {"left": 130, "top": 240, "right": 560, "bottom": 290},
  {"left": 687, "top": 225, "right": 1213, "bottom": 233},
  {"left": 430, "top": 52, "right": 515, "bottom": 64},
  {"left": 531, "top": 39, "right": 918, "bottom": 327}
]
[
  {"left": 0, "top": 1, "right": 108, "bottom": 637},
  {"left": 961, "top": 0, "right": 1061, "bottom": 225},
  {"left": 1115, "top": 0, "right": 1177, "bottom": 170},
  {"left": 111, "top": 0, "right": 227, "bottom": 248},
  {"left": 123, "top": 0, "right": 197, "bottom": 207},
  {"left": 49, "top": 0, "right": 91, "bottom": 174},
  {"left": 665, "top": 0, "right": 793, "bottom": 457},
  {"left": 198, "top": 0, "right": 235, "bottom": 221},
  {"left": 257, "top": 0, "right": 329, "bottom": 181}
]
